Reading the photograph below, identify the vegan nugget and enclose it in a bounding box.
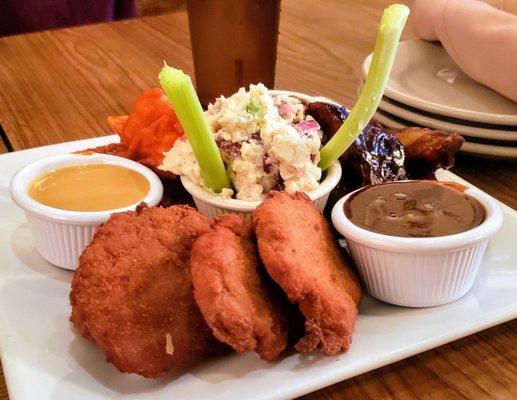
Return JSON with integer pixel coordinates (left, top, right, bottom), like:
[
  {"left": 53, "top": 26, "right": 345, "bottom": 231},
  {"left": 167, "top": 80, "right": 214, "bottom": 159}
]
[
  {"left": 252, "top": 192, "right": 362, "bottom": 356},
  {"left": 70, "top": 205, "right": 224, "bottom": 378},
  {"left": 191, "top": 214, "right": 288, "bottom": 362}
]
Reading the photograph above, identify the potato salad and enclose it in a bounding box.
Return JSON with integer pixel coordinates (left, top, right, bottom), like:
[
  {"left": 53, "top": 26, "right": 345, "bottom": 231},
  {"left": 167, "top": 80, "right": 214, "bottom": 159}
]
[{"left": 160, "top": 84, "right": 323, "bottom": 201}]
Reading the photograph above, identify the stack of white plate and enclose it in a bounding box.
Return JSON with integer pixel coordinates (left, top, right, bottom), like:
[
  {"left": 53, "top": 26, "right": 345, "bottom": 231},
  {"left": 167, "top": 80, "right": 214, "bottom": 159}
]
[{"left": 360, "top": 40, "right": 517, "bottom": 159}]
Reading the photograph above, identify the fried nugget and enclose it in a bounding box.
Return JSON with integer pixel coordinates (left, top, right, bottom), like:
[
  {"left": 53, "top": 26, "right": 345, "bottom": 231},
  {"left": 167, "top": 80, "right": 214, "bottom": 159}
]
[
  {"left": 70, "top": 205, "right": 224, "bottom": 378},
  {"left": 252, "top": 192, "right": 362, "bottom": 356},
  {"left": 190, "top": 214, "right": 288, "bottom": 362}
]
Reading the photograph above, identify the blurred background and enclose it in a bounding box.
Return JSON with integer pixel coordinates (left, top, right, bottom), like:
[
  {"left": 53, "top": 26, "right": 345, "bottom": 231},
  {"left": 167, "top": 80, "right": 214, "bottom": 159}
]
[
  {"left": 0, "top": 0, "right": 186, "bottom": 37},
  {"left": 137, "top": 0, "right": 185, "bottom": 16}
]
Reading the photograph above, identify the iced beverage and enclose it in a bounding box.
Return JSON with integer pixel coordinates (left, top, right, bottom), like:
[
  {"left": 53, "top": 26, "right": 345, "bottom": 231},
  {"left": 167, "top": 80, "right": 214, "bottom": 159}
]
[{"left": 187, "top": 0, "right": 281, "bottom": 105}]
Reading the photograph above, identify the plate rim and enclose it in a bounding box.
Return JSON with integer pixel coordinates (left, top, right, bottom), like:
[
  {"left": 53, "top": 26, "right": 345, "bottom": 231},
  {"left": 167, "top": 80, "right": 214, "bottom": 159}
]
[
  {"left": 374, "top": 109, "right": 517, "bottom": 159},
  {"left": 362, "top": 40, "right": 517, "bottom": 126},
  {"left": 379, "top": 97, "right": 517, "bottom": 141},
  {"left": 0, "top": 135, "right": 516, "bottom": 400}
]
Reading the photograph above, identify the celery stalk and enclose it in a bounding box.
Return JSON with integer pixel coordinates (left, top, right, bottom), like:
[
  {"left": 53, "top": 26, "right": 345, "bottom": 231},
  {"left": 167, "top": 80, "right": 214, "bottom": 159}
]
[
  {"left": 159, "top": 65, "right": 230, "bottom": 192},
  {"left": 319, "top": 4, "right": 409, "bottom": 170}
]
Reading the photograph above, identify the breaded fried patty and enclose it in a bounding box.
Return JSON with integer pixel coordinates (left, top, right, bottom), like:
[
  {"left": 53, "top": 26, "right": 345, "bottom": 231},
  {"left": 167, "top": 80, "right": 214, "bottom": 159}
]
[
  {"left": 70, "top": 205, "right": 224, "bottom": 378},
  {"left": 252, "top": 192, "right": 363, "bottom": 356},
  {"left": 190, "top": 214, "right": 288, "bottom": 362}
]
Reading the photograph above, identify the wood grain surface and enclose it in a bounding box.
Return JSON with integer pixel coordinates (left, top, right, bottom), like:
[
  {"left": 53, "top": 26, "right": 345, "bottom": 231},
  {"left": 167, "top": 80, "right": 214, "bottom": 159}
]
[
  {"left": 0, "top": 363, "right": 6, "bottom": 400},
  {"left": 0, "top": 1, "right": 515, "bottom": 399}
]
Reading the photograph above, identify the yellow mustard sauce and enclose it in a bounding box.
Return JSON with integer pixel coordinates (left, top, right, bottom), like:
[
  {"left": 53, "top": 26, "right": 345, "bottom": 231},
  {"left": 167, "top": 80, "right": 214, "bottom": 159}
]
[{"left": 28, "top": 164, "right": 150, "bottom": 212}]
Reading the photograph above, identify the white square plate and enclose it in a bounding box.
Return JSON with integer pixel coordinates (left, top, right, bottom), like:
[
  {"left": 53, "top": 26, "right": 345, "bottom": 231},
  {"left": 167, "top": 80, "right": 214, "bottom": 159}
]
[{"left": 1, "top": 136, "right": 516, "bottom": 400}]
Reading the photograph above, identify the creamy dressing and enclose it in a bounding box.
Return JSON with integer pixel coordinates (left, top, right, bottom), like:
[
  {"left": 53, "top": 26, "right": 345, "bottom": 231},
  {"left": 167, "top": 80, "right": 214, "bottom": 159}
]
[{"left": 28, "top": 164, "right": 149, "bottom": 211}]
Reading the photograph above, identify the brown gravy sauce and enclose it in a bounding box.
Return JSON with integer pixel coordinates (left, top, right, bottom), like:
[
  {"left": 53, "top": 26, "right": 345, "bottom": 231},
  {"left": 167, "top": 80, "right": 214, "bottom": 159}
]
[{"left": 344, "top": 181, "right": 485, "bottom": 238}]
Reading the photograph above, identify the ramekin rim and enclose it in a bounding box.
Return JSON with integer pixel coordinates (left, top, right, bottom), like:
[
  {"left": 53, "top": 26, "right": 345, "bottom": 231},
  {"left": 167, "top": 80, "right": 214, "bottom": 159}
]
[
  {"left": 180, "top": 161, "right": 342, "bottom": 211},
  {"left": 331, "top": 181, "right": 503, "bottom": 252},
  {"left": 175, "top": 88, "right": 342, "bottom": 212},
  {"left": 10, "top": 153, "right": 164, "bottom": 224}
]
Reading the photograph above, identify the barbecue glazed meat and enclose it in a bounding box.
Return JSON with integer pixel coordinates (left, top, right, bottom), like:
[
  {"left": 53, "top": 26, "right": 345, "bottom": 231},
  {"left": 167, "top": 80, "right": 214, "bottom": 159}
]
[
  {"left": 306, "top": 102, "right": 406, "bottom": 190},
  {"left": 390, "top": 127, "right": 464, "bottom": 179},
  {"left": 341, "top": 121, "right": 407, "bottom": 188},
  {"left": 306, "top": 101, "right": 464, "bottom": 188},
  {"left": 305, "top": 101, "right": 350, "bottom": 144}
]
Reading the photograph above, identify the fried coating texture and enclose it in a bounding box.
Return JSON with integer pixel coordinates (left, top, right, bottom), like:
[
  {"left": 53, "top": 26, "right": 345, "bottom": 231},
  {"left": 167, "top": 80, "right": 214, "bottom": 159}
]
[
  {"left": 252, "top": 192, "right": 363, "bottom": 355},
  {"left": 70, "top": 206, "right": 224, "bottom": 378},
  {"left": 190, "top": 214, "right": 288, "bottom": 362}
]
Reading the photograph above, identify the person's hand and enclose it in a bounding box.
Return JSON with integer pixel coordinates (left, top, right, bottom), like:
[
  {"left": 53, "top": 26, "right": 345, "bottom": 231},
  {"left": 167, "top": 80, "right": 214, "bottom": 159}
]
[
  {"left": 410, "top": 0, "right": 448, "bottom": 41},
  {"left": 410, "top": 0, "right": 517, "bottom": 102}
]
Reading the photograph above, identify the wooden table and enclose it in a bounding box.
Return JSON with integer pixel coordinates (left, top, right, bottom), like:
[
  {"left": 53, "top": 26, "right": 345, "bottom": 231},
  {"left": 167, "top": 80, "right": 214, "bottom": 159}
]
[{"left": 0, "top": 1, "right": 515, "bottom": 399}]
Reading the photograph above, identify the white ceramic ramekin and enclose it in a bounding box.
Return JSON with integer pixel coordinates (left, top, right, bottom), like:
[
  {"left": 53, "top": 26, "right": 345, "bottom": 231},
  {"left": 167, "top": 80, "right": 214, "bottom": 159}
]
[
  {"left": 181, "top": 161, "right": 341, "bottom": 218},
  {"left": 331, "top": 183, "right": 503, "bottom": 307},
  {"left": 10, "top": 153, "right": 163, "bottom": 270},
  {"left": 178, "top": 89, "right": 343, "bottom": 218}
]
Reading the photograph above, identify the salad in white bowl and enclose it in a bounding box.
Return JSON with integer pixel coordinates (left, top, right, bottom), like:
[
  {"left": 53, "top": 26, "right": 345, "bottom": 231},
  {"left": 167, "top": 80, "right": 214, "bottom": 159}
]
[{"left": 160, "top": 84, "right": 324, "bottom": 201}]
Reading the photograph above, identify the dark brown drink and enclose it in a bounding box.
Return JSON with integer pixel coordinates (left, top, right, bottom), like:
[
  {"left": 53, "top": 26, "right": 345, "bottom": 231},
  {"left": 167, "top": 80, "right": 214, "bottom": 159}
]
[{"left": 187, "top": 0, "right": 281, "bottom": 105}]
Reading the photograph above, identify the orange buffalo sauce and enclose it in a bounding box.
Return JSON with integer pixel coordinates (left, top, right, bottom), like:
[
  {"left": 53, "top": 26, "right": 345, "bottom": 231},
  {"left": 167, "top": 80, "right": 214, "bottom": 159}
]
[{"left": 28, "top": 164, "right": 150, "bottom": 212}]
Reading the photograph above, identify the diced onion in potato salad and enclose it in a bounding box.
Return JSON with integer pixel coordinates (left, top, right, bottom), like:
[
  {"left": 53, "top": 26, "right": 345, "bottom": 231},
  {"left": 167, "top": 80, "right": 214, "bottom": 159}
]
[{"left": 160, "top": 84, "right": 323, "bottom": 201}]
